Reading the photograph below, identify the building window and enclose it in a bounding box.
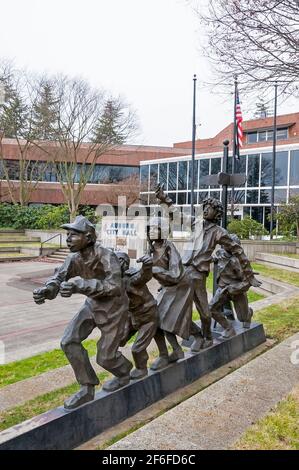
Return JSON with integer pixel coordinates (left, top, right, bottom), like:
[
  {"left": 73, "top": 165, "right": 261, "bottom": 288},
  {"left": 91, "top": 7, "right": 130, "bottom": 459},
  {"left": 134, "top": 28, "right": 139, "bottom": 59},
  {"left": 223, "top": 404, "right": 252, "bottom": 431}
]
[
  {"left": 275, "top": 151, "right": 288, "bottom": 186},
  {"left": 149, "top": 164, "right": 158, "bottom": 190},
  {"left": 246, "top": 190, "right": 259, "bottom": 204},
  {"left": 261, "top": 153, "right": 272, "bottom": 186},
  {"left": 199, "top": 159, "right": 210, "bottom": 189},
  {"left": 246, "top": 128, "right": 288, "bottom": 143},
  {"left": 247, "top": 132, "right": 258, "bottom": 144},
  {"left": 167, "top": 192, "right": 177, "bottom": 204},
  {"left": 277, "top": 128, "right": 288, "bottom": 140},
  {"left": 290, "top": 150, "right": 299, "bottom": 185},
  {"left": 177, "top": 192, "right": 187, "bottom": 204},
  {"left": 140, "top": 165, "right": 149, "bottom": 191},
  {"left": 260, "top": 188, "right": 271, "bottom": 203},
  {"left": 274, "top": 189, "right": 287, "bottom": 204},
  {"left": 188, "top": 160, "right": 199, "bottom": 191},
  {"left": 247, "top": 154, "right": 260, "bottom": 187},
  {"left": 178, "top": 161, "right": 188, "bottom": 190},
  {"left": 198, "top": 191, "right": 208, "bottom": 203},
  {"left": 168, "top": 162, "right": 177, "bottom": 191},
  {"left": 159, "top": 163, "right": 168, "bottom": 189}
]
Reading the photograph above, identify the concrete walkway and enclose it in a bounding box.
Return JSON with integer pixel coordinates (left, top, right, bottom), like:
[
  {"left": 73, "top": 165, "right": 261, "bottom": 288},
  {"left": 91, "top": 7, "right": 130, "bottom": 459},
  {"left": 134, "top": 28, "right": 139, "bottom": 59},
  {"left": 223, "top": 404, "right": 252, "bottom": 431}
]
[{"left": 109, "top": 332, "right": 299, "bottom": 450}]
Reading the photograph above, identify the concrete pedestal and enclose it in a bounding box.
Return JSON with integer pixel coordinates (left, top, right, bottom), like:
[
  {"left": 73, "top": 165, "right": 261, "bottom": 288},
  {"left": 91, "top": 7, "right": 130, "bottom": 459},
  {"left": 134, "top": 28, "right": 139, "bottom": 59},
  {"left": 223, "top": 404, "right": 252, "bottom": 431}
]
[{"left": 0, "top": 322, "right": 266, "bottom": 450}]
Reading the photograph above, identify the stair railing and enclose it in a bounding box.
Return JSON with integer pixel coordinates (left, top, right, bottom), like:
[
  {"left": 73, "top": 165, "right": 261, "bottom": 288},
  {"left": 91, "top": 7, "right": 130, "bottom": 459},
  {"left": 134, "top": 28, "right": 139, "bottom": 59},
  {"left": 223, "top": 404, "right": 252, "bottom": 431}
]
[{"left": 40, "top": 233, "right": 63, "bottom": 255}]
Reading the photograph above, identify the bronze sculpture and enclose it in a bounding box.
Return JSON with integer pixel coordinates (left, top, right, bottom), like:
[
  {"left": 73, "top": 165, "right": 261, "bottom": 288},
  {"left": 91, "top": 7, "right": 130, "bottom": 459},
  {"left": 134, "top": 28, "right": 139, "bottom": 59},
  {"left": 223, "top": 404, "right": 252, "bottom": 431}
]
[
  {"left": 155, "top": 184, "right": 260, "bottom": 351},
  {"left": 147, "top": 217, "right": 202, "bottom": 370},
  {"left": 210, "top": 233, "right": 258, "bottom": 336},
  {"left": 116, "top": 252, "right": 158, "bottom": 379},
  {"left": 33, "top": 215, "right": 132, "bottom": 409}
]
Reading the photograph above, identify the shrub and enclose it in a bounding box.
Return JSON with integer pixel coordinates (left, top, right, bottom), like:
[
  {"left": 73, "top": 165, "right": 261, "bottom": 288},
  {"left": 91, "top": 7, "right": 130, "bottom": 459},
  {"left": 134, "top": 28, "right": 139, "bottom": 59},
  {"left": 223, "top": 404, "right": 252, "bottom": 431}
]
[
  {"left": 227, "top": 216, "right": 268, "bottom": 240},
  {"left": 0, "top": 203, "right": 100, "bottom": 230}
]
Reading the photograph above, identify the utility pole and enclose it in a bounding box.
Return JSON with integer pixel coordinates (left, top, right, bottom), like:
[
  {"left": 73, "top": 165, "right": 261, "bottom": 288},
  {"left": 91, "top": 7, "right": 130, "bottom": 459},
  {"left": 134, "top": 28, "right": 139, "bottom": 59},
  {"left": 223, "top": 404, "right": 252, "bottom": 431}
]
[
  {"left": 231, "top": 77, "right": 238, "bottom": 219},
  {"left": 270, "top": 82, "right": 278, "bottom": 239},
  {"left": 190, "top": 74, "right": 197, "bottom": 218}
]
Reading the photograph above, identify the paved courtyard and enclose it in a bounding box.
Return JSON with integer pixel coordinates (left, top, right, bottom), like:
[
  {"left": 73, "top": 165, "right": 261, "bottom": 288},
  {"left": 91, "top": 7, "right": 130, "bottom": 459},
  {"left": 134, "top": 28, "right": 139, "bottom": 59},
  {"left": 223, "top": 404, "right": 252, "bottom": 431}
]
[
  {"left": 0, "top": 260, "right": 86, "bottom": 363},
  {"left": 0, "top": 260, "right": 160, "bottom": 363}
]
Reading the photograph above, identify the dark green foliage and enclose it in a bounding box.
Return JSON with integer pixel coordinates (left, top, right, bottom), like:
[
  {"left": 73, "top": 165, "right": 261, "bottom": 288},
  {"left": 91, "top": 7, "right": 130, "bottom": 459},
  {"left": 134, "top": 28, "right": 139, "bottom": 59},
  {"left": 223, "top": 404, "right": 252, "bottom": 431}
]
[
  {"left": 0, "top": 203, "right": 101, "bottom": 229},
  {"left": 31, "top": 80, "right": 59, "bottom": 140},
  {"left": 77, "top": 205, "right": 100, "bottom": 224},
  {"left": 228, "top": 216, "right": 268, "bottom": 240},
  {"left": 0, "top": 203, "right": 69, "bottom": 229}
]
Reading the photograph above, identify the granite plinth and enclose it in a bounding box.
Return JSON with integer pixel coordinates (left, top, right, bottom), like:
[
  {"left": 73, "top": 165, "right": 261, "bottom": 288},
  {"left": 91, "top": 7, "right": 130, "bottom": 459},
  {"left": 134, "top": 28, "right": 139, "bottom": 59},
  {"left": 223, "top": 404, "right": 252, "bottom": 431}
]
[{"left": 0, "top": 322, "right": 266, "bottom": 450}]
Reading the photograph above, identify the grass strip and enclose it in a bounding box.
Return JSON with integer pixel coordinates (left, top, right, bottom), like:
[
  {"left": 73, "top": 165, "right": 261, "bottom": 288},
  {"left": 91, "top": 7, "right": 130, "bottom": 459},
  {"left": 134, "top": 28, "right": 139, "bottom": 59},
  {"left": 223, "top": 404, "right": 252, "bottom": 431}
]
[{"left": 234, "top": 389, "right": 299, "bottom": 450}]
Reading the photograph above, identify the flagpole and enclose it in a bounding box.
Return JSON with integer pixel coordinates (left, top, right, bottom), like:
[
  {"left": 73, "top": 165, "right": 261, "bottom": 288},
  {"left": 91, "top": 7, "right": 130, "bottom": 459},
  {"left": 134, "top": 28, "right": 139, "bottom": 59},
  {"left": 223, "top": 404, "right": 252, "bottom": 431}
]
[
  {"left": 190, "top": 74, "right": 197, "bottom": 218},
  {"left": 231, "top": 77, "right": 238, "bottom": 219}
]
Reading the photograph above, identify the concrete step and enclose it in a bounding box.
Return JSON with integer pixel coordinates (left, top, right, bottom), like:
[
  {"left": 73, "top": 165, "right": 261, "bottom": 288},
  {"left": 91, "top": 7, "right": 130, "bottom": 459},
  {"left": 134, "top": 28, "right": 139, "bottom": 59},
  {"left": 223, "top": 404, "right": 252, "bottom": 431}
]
[
  {"left": 0, "top": 230, "right": 25, "bottom": 235},
  {"left": 256, "top": 252, "right": 299, "bottom": 272},
  {"left": 0, "top": 254, "right": 38, "bottom": 262},
  {"left": 0, "top": 238, "right": 41, "bottom": 244},
  {"left": 0, "top": 247, "right": 20, "bottom": 253},
  {"left": 47, "top": 254, "right": 67, "bottom": 261}
]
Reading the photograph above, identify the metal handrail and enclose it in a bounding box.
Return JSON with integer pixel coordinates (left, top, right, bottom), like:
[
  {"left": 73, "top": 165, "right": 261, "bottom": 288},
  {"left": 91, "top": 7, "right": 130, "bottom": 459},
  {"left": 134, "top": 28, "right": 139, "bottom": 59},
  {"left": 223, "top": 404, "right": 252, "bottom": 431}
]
[{"left": 40, "top": 233, "right": 62, "bottom": 254}]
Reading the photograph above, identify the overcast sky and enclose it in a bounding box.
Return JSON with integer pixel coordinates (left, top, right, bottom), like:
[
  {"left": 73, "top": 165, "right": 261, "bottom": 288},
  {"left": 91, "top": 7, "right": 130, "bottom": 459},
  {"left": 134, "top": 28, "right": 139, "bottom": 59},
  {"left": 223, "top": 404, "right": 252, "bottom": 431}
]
[{"left": 0, "top": 0, "right": 297, "bottom": 147}]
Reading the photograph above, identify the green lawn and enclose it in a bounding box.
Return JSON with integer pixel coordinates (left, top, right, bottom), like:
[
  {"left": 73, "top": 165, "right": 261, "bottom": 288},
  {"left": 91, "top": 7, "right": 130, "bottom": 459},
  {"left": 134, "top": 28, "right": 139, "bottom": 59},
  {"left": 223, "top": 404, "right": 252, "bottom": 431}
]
[
  {"left": 206, "top": 272, "right": 264, "bottom": 303},
  {"left": 254, "top": 295, "right": 299, "bottom": 342},
  {"left": 234, "top": 389, "right": 299, "bottom": 450},
  {"left": 0, "top": 371, "right": 109, "bottom": 432},
  {"left": 0, "top": 339, "right": 97, "bottom": 389},
  {"left": 253, "top": 263, "right": 299, "bottom": 288},
  {"left": 270, "top": 252, "right": 299, "bottom": 260}
]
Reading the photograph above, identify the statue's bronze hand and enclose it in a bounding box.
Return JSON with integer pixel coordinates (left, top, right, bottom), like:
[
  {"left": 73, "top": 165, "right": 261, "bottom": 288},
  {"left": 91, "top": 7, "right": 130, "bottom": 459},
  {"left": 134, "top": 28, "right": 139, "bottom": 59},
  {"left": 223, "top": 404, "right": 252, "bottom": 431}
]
[
  {"left": 60, "top": 281, "right": 75, "bottom": 297},
  {"left": 33, "top": 286, "right": 51, "bottom": 304},
  {"left": 155, "top": 183, "right": 167, "bottom": 202}
]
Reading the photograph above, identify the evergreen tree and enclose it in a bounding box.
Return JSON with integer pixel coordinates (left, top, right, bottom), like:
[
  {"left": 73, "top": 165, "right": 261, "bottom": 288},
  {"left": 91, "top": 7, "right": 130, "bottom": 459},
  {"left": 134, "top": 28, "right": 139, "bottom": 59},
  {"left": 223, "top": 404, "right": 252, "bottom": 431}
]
[
  {"left": 31, "top": 81, "right": 58, "bottom": 140},
  {"left": 92, "top": 99, "right": 128, "bottom": 145},
  {"left": 0, "top": 76, "right": 28, "bottom": 138}
]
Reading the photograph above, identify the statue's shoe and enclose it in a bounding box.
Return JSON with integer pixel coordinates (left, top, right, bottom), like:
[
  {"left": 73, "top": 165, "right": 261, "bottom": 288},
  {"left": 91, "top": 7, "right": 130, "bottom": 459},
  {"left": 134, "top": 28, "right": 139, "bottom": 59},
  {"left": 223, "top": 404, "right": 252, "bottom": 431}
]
[
  {"left": 130, "top": 368, "right": 148, "bottom": 380},
  {"left": 102, "top": 375, "right": 130, "bottom": 392},
  {"left": 242, "top": 321, "right": 251, "bottom": 329},
  {"left": 64, "top": 385, "right": 94, "bottom": 410},
  {"left": 150, "top": 356, "right": 169, "bottom": 371},
  {"left": 221, "top": 326, "right": 236, "bottom": 339},
  {"left": 200, "top": 339, "right": 213, "bottom": 349},
  {"left": 169, "top": 349, "right": 184, "bottom": 362},
  {"left": 190, "top": 335, "right": 204, "bottom": 352}
]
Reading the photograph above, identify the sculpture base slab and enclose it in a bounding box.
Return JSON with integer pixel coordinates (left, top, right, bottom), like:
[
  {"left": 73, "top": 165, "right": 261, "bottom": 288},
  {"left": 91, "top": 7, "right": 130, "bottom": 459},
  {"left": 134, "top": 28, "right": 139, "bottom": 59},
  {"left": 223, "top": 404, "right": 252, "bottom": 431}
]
[{"left": 0, "top": 322, "right": 266, "bottom": 450}]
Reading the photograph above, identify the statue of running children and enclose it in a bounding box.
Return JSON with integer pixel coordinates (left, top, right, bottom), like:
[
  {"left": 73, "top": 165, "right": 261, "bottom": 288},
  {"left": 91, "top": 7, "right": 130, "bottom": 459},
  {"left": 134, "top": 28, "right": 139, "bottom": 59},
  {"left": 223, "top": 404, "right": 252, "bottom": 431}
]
[{"left": 33, "top": 215, "right": 132, "bottom": 409}]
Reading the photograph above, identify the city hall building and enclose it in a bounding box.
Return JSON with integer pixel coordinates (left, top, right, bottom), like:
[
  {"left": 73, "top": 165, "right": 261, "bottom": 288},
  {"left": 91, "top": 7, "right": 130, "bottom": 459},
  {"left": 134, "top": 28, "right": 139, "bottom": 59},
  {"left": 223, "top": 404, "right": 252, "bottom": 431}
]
[
  {"left": 139, "top": 112, "right": 299, "bottom": 231},
  {"left": 1, "top": 112, "right": 299, "bottom": 230}
]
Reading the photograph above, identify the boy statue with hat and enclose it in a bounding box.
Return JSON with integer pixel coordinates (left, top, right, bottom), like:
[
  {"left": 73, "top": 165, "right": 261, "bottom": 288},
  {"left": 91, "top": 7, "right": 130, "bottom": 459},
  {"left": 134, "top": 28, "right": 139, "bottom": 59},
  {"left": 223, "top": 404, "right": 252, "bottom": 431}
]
[{"left": 33, "top": 215, "right": 132, "bottom": 409}]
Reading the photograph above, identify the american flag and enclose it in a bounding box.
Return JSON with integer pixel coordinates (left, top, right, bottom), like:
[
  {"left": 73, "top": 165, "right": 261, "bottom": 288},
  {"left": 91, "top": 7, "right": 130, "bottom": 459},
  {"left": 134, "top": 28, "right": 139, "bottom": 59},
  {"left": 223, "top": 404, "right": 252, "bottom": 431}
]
[{"left": 235, "top": 91, "right": 243, "bottom": 159}]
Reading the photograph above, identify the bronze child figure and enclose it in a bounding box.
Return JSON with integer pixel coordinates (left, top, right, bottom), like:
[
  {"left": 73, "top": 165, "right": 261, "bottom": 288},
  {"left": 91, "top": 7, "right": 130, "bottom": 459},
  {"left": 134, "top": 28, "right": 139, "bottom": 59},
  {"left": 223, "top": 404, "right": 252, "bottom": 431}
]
[
  {"left": 33, "top": 215, "right": 132, "bottom": 409},
  {"left": 147, "top": 216, "right": 202, "bottom": 370},
  {"left": 116, "top": 252, "right": 158, "bottom": 379},
  {"left": 155, "top": 184, "right": 260, "bottom": 351},
  {"left": 210, "top": 233, "right": 259, "bottom": 337}
]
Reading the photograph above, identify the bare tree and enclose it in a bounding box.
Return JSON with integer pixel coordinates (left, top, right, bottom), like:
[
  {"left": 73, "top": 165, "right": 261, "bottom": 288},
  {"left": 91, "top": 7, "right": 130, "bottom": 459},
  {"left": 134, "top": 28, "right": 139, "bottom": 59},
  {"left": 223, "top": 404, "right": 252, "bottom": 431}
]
[
  {"left": 42, "top": 76, "right": 138, "bottom": 220},
  {"left": 0, "top": 64, "right": 49, "bottom": 205},
  {"left": 195, "top": 0, "right": 299, "bottom": 95}
]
